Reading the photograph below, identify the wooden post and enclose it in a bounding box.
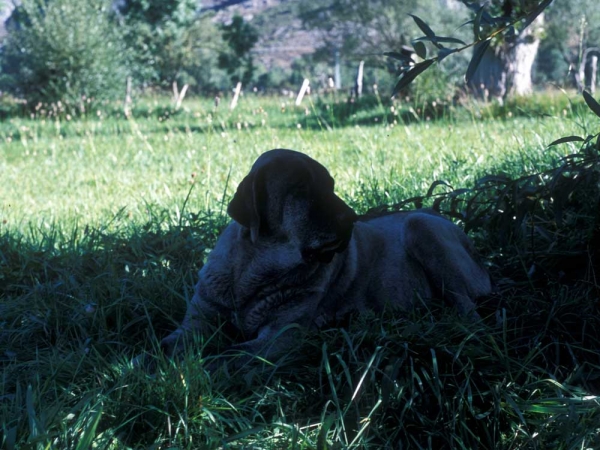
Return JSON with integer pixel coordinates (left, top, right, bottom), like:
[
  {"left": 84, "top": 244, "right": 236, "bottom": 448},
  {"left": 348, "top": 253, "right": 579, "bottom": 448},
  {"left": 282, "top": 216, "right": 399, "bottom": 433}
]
[
  {"left": 354, "top": 60, "right": 364, "bottom": 98},
  {"left": 124, "top": 76, "right": 132, "bottom": 117},
  {"left": 591, "top": 55, "right": 598, "bottom": 95},
  {"left": 295, "top": 78, "right": 310, "bottom": 106},
  {"left": 230, "top": 82, "right": 242, "bottom": 110},
  {"left": 172, "top": 81, "right": 179, "bottom": 103},
  {"left": 175, "top": 84, "right": 188, "bottom": 110},
  {"left": 334, "top": 50, "right": 341, "bottom": 89}
]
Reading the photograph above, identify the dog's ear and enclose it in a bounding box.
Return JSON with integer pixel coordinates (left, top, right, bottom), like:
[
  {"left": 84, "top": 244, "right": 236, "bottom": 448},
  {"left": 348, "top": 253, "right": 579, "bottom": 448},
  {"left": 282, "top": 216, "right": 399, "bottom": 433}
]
[
  {"left": 326, "top": 194, "right": 358, "bottom": 255},
  {"left": 227, "top": 168, "right": 265, "bottom": 243}
]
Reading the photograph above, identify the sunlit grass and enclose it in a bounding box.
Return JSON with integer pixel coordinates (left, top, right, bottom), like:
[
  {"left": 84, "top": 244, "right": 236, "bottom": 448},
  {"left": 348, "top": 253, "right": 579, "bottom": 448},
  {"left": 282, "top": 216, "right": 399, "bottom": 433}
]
[{"left": 0, "top": 91, "right": 590, "bottom": 228}]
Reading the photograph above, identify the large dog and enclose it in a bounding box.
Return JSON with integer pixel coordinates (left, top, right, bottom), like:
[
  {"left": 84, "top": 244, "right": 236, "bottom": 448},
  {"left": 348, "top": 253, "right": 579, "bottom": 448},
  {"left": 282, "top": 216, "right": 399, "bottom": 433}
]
[{"left": 160, "top": 149, "right": 492, "bottom": 361}]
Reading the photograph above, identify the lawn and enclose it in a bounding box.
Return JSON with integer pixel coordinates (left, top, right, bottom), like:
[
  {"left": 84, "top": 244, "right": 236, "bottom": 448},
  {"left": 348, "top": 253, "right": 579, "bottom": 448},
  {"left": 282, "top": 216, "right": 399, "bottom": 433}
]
[{"left": 1, "top": 91, "right": 600, "bottom": 448}]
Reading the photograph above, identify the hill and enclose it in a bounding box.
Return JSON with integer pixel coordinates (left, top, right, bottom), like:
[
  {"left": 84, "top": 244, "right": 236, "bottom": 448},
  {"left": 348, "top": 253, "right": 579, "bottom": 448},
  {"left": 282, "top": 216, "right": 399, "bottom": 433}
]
[{"left": 203, "top": 0, "right": 317, "bottom": 70}]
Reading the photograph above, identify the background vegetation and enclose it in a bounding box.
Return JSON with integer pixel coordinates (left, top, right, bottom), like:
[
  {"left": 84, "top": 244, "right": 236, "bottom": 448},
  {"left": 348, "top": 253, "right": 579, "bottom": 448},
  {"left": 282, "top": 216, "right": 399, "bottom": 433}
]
[{"left": 1, "top": 0, "right": 599, "bottom": 103}]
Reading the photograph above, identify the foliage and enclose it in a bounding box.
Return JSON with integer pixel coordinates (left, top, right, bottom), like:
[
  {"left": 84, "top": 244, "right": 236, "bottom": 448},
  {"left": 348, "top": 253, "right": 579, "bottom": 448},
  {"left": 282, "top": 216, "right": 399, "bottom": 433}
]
[
  {"left": 217, "top": 15, "right": 260, "bottom": 86},
  {"left": 0, "top": 0, "right": 128, "bottom": 111},
  {"left": 387, "top": 0, "right": 551, "bottom": 96},
  {"left": 299, "top": 0, "right": 470, "bottom": 95},
  {"left": 535, "top": 0, "right": 600, "bottom": 87},
  {"left": 118, "top": 0, "right": 219, "bottom": 89},
  {"left": 300, "top": 0, "right": 467, "bottom": 57}
]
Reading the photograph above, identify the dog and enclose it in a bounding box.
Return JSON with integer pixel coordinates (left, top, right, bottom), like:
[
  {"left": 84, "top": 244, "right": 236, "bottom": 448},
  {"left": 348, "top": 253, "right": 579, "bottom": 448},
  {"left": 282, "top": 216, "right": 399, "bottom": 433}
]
[{"left": 159, "top": 149, "right": 492, "bottom": 362}]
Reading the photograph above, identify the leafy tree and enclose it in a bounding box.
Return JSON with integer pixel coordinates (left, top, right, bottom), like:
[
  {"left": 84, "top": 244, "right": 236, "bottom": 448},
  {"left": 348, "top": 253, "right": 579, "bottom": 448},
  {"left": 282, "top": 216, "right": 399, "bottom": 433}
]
[
  {"left": 462, "top": 0, "right": 548, "bottom": 99},
  {"left": 299, "top": 0, "right": 470, "bottom": 92},
  {"left": 384, "top": 0, "right": 550, "bottom": 100},
  {"left": 0, "top": 0, "right": 128, "bottom": 110},
  {"left": 535, "top": 0, "right": 600, "bottom": 89},
  {"left": 217, "top": 15, "right": 259, "bottom": 86},
  {"left": 300, "top": 0, "right": 467, "bottom": 57},
  {"left": 118, "top": 0, "right": 203, "bottom": 88}
]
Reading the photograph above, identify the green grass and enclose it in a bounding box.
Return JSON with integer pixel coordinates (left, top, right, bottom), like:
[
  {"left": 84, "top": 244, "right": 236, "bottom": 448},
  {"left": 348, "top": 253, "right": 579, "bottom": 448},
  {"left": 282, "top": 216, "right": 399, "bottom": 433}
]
[{"left": 1, "top": 90, "right": 600, "bottom": 448}]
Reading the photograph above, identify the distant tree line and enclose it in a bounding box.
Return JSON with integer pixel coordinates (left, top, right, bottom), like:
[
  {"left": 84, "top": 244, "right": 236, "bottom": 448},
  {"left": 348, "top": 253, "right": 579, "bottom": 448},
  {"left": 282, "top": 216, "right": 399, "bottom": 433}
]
[
  {"left": 0, "top": 0, "right": 260, "bottom": 110},
  {"left": 0, "top": 0, "right": 598, "bottom": 110},
  {"left": 299, "top": 0, "right": 600, "bottom": 100}
]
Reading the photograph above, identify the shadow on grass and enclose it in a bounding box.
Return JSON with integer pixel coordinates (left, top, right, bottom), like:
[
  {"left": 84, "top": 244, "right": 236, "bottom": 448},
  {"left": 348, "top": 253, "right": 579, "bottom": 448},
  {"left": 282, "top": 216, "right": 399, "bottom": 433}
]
[{"left": 1, "top": 144, "right": 600, "bottom": 447}]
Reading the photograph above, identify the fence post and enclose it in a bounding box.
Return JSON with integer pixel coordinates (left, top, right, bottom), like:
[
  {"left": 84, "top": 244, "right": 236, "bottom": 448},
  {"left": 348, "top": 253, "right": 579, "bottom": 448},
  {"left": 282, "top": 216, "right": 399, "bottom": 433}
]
[
  {"left": 591, "top": 55, "right": 598, "bottom": 95},
  {"left": 230, "top": 82, "right": 242, "bottom": 110},
  {"left": 124, "top": 76, "right": 132, "bottom": 117},
  {"left": 334, "top": 50, "right": 341, "bottom": 89},
  {"left": 295, "top": 79, "right": 310, "bottom": 106},
  {"left": 175, "top": 84, "right": 189, "bottom": 110},
  {"left": 354, "top": 60, "right": 364, "bottom": 98}
]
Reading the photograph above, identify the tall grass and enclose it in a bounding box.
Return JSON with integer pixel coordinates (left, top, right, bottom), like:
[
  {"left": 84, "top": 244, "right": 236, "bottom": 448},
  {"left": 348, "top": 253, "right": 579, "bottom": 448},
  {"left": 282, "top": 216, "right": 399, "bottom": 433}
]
[{"left": 1, "top": 90, "right": 599, "bottom": 448}]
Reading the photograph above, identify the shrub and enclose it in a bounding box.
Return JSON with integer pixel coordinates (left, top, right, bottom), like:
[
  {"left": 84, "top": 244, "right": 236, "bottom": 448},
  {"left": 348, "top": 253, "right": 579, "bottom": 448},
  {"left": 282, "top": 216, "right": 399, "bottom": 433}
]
[
  {"left": 118, "top": 0, "right": 203, "bottom": 89},
  {"left": 0, "top": 0, "right": 129, "bottom": 112}
]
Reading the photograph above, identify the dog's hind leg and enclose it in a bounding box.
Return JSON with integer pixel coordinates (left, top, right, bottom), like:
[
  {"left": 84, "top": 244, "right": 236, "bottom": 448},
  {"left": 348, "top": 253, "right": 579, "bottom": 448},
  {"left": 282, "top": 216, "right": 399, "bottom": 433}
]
[{"left": 403, "top": 212, "right": 492, "bottom": 316}]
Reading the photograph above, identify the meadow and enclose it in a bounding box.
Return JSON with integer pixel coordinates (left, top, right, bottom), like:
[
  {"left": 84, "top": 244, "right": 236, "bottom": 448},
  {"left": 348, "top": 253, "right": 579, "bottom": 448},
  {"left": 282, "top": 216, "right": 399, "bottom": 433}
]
[{"left": 1, "top": 90, "right": 600, "bottom": 448}]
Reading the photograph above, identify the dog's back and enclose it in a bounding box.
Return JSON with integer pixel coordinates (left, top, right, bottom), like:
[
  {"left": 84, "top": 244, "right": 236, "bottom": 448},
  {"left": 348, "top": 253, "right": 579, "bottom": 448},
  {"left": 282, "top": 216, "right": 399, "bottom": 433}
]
[{"left": 358, "top": 209, "right": 491, "bottom": 315}]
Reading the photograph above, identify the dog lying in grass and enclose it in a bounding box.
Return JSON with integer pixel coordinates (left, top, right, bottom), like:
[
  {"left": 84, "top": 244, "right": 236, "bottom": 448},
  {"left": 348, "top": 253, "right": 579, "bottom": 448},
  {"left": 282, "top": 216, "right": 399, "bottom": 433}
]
[{"left": 159, "top": 149, "right": 492, "bottom": 363}]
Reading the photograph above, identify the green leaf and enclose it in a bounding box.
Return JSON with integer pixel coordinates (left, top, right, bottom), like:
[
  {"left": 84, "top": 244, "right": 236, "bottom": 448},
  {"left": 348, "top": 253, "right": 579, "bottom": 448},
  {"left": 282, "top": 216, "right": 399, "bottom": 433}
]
[
  {"left": 521, "top": 0, "right": 553, "bottom": 29},
  {"left": 426, "top": 180, "right": 453, "bottom": 197},
  {"left": 583, "top": 90, "right": 600, "bottom": 118},
  {"left": 414, "top": 35, "right": 466, "bottom": 45},
  {"left": 548, "top": 136, "right": 585, "bottom": 146},
  {"left": 413, "top": 41, "right": 427, "bottom": 59},
  {"left": 465, "top": 39, "right": 491, "bottom": 84},
  {"left": 75, "top": 406, "right": 103, "bottom": 450},
  {"left": 473, "top": 5, "right": 485, "bottom": 40},
  {"left": 316, "top": 414, "right": 336, "bottom": 450},
  {"left": 438, "top": 47, "right": 457, "bottom": 62},
  {"left": 383, "top": 51, "right": 414, "bottom": 63},
  {"left": 26, "top": 385, "right": 40, "bottom": 440},
  {"left": 409, "top": 14, "right": 435, "bottom": 38},
  {"left": 392, "top": 59, "right": 435, "bottom": 97}
]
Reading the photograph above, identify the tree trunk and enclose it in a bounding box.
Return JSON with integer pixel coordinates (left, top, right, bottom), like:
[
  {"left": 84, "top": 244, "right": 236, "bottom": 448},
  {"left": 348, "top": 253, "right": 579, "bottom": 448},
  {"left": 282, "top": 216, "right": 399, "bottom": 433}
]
[{"left": 469, "top": 13, "right": 544, "bottom": 101}]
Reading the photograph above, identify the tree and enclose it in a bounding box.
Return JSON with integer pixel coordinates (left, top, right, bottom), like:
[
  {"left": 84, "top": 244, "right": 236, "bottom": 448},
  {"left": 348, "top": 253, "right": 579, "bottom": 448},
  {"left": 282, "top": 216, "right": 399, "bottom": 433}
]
[
  {"left": 535, "top": 0, "right": 600, "bottom": 91},
  {"left": 217, "top": 15, "right": 259, "bottom": 86},
  {"left": 464, "top": 0, "right": 547, "bottom": 100},
  {"left": 0, "top": 0, "right": 128, "bottom": 110},
  {"left": 118, "top": 0, "right": 203, "bottom": 88},
  {"left": 383, "top": 0, "right": 552, "bottom": 102},
  {"left": 299, "top": 0, "right": 470, "bottom": 90}
]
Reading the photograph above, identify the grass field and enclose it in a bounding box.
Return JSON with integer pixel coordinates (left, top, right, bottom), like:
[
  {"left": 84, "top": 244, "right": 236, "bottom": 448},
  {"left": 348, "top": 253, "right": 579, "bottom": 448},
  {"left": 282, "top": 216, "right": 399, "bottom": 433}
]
[{"left": 1, "top": 90, "right": 600, "bottom": 448}]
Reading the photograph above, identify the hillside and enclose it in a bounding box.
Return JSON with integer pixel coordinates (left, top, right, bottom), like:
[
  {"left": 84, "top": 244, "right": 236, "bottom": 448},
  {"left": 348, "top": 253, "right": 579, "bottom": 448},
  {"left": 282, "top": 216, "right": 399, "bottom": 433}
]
[
  {"left": 0, "top": 0, "right": 315, "bottom": 70},
  {"left": 203, "top": 0, "right": 317, "bottom": 70}
]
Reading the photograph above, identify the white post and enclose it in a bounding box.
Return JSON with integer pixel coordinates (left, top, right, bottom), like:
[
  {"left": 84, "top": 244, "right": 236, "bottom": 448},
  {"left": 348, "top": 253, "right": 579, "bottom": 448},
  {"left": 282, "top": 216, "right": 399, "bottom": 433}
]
[
  {"left": 175, "top": 84, "right": 189, "bottom": 110},
  {"left": 295, "top": 78, "right": 310, "bottom": 106},
  {"left": 354, "top": 60, "right": 364, "bottom": 98},
  {"left": 172, "top": 81, "right": 179, "bottom": 103},
  {"left": 334, "top": 50, "right": 341, "bottom": 89},
  {"left": 124, "top": 76, "right": 132, "bottom": 116},
  {"left": 591, "top": 55, "right": 598, "bottom": 95},
  {"left": 230, "top": 82, "right": 242, "bottom": 110}
]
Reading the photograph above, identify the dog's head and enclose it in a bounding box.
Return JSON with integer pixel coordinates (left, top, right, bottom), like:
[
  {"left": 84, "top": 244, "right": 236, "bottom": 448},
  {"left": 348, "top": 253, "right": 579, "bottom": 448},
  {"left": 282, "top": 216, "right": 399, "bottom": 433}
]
[{"left": 228, "top": 149, "right": 357, "bottom": 263}]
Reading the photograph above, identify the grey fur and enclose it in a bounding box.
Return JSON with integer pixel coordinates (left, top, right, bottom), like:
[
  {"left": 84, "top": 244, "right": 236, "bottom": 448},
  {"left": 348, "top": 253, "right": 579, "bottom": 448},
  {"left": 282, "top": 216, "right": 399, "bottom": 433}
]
[{"left": 160, "top": 149, "right": 492, "bottom": 361}]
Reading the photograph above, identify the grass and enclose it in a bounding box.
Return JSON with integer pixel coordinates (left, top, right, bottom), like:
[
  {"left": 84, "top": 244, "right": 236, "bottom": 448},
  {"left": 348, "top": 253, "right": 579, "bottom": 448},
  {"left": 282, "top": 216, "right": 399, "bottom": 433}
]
[{"left": 1, "top": 89, "right": 599, "bottom": 448}]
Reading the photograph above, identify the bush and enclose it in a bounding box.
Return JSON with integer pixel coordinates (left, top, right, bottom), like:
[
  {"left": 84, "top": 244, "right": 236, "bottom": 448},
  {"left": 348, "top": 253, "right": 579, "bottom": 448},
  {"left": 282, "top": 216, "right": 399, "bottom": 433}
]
[
  {"left": 0, "top": 0, "right": 129, "bottom": 112},
  {"left": 118, "top": 0, "right": 203, "bottom": 89}
]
